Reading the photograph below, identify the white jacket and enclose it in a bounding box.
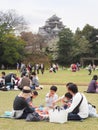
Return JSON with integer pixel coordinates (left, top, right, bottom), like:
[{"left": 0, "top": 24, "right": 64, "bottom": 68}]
[{"left": 66, "top": 92, "right": 89, "bottom": 118}]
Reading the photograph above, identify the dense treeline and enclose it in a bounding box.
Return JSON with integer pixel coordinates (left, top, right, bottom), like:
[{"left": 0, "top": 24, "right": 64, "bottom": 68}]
[{"left": 57, "top": 25, "right": 98, "bottom": 66}]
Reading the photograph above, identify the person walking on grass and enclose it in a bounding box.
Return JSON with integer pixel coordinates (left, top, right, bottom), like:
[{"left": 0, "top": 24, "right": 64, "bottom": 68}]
[{"left": 88, "top": 64, "right": 92, "bottom": 75}]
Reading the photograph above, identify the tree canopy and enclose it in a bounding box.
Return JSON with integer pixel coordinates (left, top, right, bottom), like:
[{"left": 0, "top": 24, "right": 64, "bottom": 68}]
[
  {"left": 57, "top": 28, "right": 74, "bottom": 65},
  {"left": 0, "top": 10, "right": 26, "bottom": 67},
  {"left": 57, "top": 24, "right": 98, "bottom": 66}
]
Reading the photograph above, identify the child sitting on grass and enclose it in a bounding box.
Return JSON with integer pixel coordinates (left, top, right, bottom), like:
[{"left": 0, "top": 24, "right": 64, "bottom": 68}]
[
  {"left": 45, "top": 86, "right": 58, "bottom": 108},
  {"left": 53, "top": 92, "right": 72, "bottom": 109},
  {"left": 26, "top": 91, "right": 38, "bottom": 110}
]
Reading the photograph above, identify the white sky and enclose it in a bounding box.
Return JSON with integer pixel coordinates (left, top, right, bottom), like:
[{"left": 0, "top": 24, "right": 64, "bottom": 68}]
[{"left": 1, "top": 0, "right": 98, "bottom": 33}]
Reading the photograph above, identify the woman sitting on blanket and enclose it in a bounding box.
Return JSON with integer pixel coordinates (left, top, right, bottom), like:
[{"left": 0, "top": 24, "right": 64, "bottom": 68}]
[{"left": 13, "top": 86, "right": 48, "bottom": 120}]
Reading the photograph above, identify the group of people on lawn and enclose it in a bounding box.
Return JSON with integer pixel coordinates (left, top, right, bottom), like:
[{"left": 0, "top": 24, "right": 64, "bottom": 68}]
[
  {"left": 11, "top": 72, "right": 98, "bottom": 121},
  {"left": 12, "top": 83, "right": 90, "bottom": 121},
  {"left": 0, "top": 71, "right": 42, "bottom": 91},
  {"left": 0, "top": 70, "right": 98, "bottom": 122}
]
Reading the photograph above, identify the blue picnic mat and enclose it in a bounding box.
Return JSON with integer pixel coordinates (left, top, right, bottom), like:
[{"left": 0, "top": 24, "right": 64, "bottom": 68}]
[{"left": 0, "top": 111, "right": 12, "bottom": 118}]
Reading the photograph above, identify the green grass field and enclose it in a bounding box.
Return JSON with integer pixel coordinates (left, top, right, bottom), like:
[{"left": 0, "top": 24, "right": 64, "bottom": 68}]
[{"left": 0, "top": 69, "right": 98, "bottom": 130}]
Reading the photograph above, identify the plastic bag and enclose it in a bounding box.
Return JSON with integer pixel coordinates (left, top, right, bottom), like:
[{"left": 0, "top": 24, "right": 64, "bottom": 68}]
[{"left": 49, "top": 106, "right": 68, "bottom": 124}]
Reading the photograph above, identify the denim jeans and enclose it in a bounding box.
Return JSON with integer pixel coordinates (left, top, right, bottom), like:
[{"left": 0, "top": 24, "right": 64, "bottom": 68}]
[{"left": 68, "top": 113, "right": 82, "bottom": 121}]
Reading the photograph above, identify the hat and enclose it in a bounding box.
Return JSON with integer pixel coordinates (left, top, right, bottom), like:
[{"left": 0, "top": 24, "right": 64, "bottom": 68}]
[
  {"left": 21, "top": 86, "right": 32, "bottom": 98},
  {"left": 22, "top": 86, "right": 32, "bottom": 93}
]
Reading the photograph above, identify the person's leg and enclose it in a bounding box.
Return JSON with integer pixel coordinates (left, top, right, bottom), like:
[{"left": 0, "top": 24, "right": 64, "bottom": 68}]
[
  {"left": 41, "top": 69, "right": 43, "bottom": 74},
  {"left": 42, "top": 69, "right": 44, "bottom": 74},
  {"left": 20, "top": 110, "right": 29, "bottom": 119},
  {"left": 0, "top": 82, "right": 3, "bottom": 88},
  {"left": 88, "top": 69, "right": 91, "bottom": 75},
  {"left": 87, "top": 90, "right": 96, "bottom": 93},
  {"left": 53, "top": 68, "right": 56, "bottom": 73},
  {"left": 88, "top": 70, "right": 90, "bottom": 75},
  {"left": 37, "top": 69, "right": 39, "bottom": 74},
  {"left": 90, "top": 70, "right": 92, "bottom": 75},
  {"left": 31, "top": 85, "right": 35, "bottom": 90},
  {"left": 68, "top": 113, "right": 82, "bottom": 121}
]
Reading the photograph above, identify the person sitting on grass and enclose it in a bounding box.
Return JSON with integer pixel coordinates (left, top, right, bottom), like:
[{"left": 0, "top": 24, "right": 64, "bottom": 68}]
[
  {"left": 0, "top": 72, "right": 6, "bottom": 88},
  {"left": 12, "top": 87, "right": 47, "bottom": 121},
  {"left": 4, "top": 73, "right": 16, "bottom": 89},
  {"left": 53, "top": 92, "right": 72, "bottom": 109},
  {"left": 26, "top": 90, "right": 38, "bottom": 109},
  {"left": 87, "top": 75, "right": 98, "bottom": 93},
  {"left": 18, "top": 73, "right": 32, "bottom": 90},
  {"left": 45, "top": 86, "right": 58, "bottom": 108},
  {"left": 30, "top": 72, "right": 43, "bottom": 90},
  {"left": 12, "top": 86, "right": 35, "bottom": 119},
  {"left": 65, "top": 83, "right": 89, "bottom": 121}
]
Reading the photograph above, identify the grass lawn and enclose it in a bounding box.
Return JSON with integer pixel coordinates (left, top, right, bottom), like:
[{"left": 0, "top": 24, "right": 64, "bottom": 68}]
[{"left": 0, "top": 69, "right": 98, "bottom": 130}]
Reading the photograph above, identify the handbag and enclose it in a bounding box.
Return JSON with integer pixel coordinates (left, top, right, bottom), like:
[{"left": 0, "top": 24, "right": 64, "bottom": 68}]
[{"left": 49, "top": 106, "right": 68, "bottom": 124}]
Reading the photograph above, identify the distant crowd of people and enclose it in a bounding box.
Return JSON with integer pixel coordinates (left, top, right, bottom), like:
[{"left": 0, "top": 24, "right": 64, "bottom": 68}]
[
  {"left": 18, "top": 62, "right": 45, "bottom": 75},
  {"left": 0, "top": 62, "right": 60, "bottom": 91}
]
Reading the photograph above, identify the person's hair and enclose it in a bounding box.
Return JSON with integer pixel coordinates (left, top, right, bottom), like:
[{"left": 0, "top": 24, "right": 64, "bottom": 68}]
[
  {"left": 50, "top": 86, "right": 57, "bottom": 92},
  {"left": 32, "top": 72, "right": 36, "bottom": 76},
  {"left": 66, "top": 82, "right": 73, "bottom": 87},
  {"left": 21, "top": 73, "right": 26, "bottom": 77},
  {"left": 65, "top": 92, "right": 72, "bottom": 99},
  {"left": 32, "top": 91, "right": 38, "bottom": 96},
  {"left": 92, "top": 75, "right": 97, "bottom": 80},
  {"left": 68, "top": 83, "right": 78, "bottom": 94},
  {"left": 1, "top": 72, "right": 5, "bottom": 75}
]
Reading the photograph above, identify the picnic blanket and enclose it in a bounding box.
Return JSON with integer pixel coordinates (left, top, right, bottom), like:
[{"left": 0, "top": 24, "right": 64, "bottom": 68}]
[{"left": 0, "top": 111, "right": 12, "bottom": 118}]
